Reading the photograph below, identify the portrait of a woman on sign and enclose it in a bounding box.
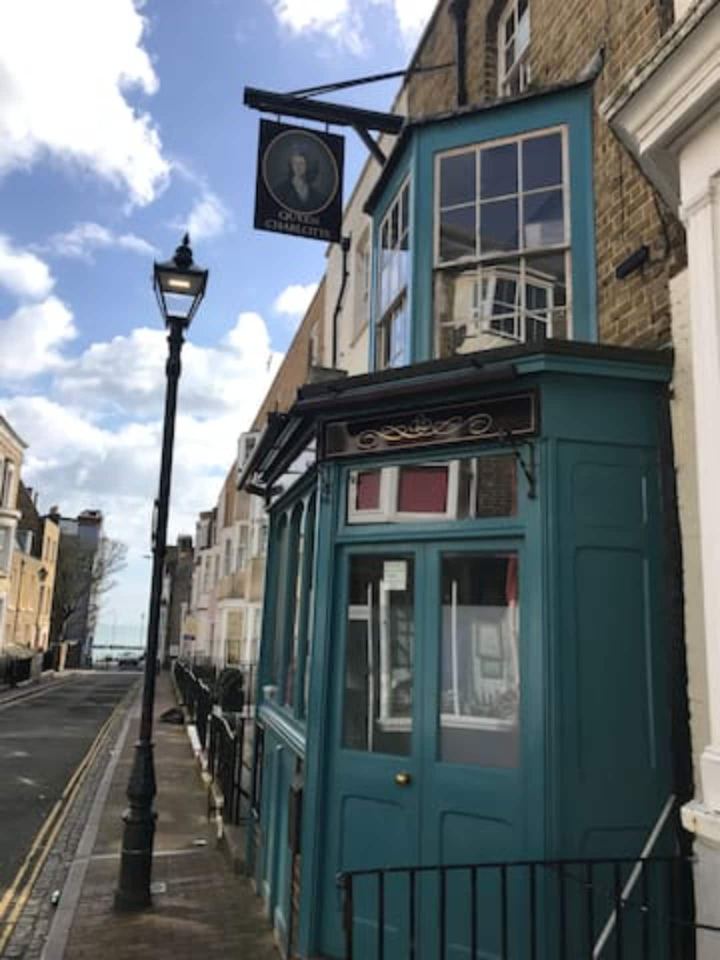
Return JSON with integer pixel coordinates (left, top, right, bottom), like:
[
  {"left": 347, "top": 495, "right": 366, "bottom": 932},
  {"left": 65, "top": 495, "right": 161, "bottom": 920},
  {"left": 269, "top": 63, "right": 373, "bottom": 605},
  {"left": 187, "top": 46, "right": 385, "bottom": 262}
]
[{"left": 263, "top": 129, "right": 339, "bottom": 216}]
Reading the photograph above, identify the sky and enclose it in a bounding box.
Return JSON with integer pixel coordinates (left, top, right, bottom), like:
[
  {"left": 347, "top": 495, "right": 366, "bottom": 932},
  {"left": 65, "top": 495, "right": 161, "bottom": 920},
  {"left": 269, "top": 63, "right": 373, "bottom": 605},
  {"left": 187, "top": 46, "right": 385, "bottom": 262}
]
[{"left": 0, "top": 0, "right": 437, "bottom": 634}]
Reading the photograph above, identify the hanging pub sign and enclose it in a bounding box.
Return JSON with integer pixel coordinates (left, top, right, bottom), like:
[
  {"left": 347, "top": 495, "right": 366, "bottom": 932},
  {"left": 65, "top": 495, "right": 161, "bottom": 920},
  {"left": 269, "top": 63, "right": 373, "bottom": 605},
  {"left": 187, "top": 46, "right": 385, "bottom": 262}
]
[{"left": 253, "top": 119, "right": 344, "bottom": 243}]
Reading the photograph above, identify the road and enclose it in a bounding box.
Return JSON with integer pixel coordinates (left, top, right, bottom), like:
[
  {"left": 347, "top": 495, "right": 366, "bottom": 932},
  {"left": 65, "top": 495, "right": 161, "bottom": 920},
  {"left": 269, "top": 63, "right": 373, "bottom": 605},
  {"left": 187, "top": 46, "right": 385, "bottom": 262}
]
[{"left": 0, "top": 672, "right": 139, "bottom": 897}]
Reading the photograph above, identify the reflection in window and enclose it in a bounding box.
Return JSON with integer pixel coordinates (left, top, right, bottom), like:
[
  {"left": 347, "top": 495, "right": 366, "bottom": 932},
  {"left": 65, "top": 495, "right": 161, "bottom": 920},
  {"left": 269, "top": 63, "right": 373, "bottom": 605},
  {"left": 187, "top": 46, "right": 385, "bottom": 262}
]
[
  {"left": 439, "top": 554, "right": 520, "bottom": 767},
  {"left": 342, "top": 555, "right": 414, "bottom": 755},
  {"left": 498, "top": 0, "right": 530, "bottom": 96},
  {"left": 376, "top": 181, "right": 411, "bottom": 370},
  {"left": 348, "top": 456, "right": 517, "bottom": 524},
  {"left": 284, "top": 504, "right": 304, "bottom": 707},
  {"left": 435, "top": 130, "right": 569, "bottom": 356}
]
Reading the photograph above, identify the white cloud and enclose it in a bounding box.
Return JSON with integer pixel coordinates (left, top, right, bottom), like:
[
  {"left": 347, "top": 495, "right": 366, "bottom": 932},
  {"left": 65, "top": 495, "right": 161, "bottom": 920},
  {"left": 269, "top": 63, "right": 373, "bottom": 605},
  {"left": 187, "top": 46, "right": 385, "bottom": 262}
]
[
  {"left": 0, "top": 297, "right": 77, "bottom": 379},
  {"left": 268, "top": 0, "right": 365, "bottom": 53},
  {"left": 265, "top": 0, "right": 436, "bottom": 52},
  {"left": 0, "top": 235, "right": 54, "bottom": 300},
  {"left": 184, "top": 191, "right": 229, "bottom": 241},
  {"left": 273, "top": 282, "right": 319, "bottom": 318},
  {"left": 45, "top": 222, "right": 157, "bottom": 261},
  {"left": 391, "top": 0, "right": 437, "bottom": 44},
  {"left": 1, "top": 310, "right": 284, "bottom": 618},
  {"left": 0, "top": 0, "right": 170, "bottom": 205},
  {"left": 55, "top": 311, "right": 282, "bottom": 420}
]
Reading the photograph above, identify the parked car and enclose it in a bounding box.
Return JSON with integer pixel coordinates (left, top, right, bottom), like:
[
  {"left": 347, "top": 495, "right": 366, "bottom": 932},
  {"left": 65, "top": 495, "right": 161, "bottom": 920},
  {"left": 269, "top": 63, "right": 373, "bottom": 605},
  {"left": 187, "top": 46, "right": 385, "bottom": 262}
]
[{"left": 118, "top": 651, "right": 144, "bottom": 670}]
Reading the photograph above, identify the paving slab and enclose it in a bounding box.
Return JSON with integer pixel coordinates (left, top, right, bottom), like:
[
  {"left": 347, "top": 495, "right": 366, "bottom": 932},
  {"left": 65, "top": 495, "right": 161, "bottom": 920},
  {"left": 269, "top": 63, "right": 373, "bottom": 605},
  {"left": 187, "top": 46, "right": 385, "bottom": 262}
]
[{"left": 57, "top": 672, "right": 278, "bottom": 960}]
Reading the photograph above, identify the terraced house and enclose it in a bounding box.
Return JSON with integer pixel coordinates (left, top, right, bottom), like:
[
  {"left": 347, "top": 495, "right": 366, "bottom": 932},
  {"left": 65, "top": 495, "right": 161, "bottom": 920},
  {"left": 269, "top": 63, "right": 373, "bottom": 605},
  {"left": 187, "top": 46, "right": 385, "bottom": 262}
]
[{"left": 188, "top": 0, "right": 720, "bottom": 956}]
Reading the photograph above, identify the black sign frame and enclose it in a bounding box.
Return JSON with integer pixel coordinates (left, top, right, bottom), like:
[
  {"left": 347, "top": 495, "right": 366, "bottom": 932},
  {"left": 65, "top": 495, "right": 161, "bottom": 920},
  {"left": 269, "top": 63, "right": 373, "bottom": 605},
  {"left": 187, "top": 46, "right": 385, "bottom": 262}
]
[{"left": 254, "top": 120, "right": 344, "bottom": 243}]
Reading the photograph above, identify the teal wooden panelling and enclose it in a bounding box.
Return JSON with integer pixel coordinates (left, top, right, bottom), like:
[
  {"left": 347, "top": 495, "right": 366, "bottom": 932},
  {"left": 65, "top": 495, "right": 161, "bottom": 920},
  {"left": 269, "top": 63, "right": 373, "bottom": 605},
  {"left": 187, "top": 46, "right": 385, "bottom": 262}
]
[{"left": 254, "top": 358, "right": 675, "bottom": 960}]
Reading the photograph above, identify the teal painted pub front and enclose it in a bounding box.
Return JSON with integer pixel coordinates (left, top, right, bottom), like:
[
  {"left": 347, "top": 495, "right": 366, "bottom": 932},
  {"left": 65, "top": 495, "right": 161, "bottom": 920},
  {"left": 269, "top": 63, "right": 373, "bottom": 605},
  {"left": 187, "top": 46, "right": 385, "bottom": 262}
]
[
  {"left": 241, "top": 82, "right": 689, "bottom": 959},
  {"left": 244, "top": 342, "right": 686, "bottom": 959}
]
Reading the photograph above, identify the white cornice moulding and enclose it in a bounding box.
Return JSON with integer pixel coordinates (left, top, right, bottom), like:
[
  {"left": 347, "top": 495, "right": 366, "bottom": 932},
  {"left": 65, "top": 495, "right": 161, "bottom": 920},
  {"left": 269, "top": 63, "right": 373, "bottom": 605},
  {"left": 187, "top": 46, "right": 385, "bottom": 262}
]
[{"left": 601, "top": 1, "right": 720, "bottom": 211}]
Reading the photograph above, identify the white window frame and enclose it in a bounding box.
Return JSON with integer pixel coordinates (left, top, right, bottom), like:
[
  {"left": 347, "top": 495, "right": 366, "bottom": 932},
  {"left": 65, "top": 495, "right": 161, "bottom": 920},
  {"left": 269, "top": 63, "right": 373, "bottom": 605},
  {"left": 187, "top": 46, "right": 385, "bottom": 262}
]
[
  {"left": 375, "top": 179, "right": 411, "bottom": 370},
  {"left": 497, "top": 0, "right": 531, "bottom": 97},
  {"left": 434, "top": 126, "right": 571, "bottom": 348},
  {"left": 348, "top": 462, "right": 460, "bottom": 524}
]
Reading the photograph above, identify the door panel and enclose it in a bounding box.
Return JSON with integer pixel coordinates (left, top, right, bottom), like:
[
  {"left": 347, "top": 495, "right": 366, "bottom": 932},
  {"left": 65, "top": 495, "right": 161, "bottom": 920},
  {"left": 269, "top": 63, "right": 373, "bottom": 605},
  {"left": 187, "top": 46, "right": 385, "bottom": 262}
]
[
  {"left": 321, "top": 548, "right": 421, "bottom": 957},
  {"left": 321, "top": 542, "right": 534, "bottom": 959}
]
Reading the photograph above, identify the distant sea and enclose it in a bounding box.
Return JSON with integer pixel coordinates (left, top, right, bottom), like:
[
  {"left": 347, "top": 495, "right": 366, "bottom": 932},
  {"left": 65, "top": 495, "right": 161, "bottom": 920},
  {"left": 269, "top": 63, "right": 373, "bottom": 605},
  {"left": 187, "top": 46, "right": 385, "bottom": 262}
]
[{"left": 91, "top": 621, "right": 145, "bottom": 663}]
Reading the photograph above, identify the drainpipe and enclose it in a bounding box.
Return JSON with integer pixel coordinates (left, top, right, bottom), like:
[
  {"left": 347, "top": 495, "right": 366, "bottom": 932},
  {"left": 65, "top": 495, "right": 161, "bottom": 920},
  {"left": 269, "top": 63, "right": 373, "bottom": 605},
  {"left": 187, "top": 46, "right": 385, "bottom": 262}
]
[
  {"left": 331, "top": 236, "right": 351, "bottom": 369},
  {"left": 449, "top": 0, "right": 470, "bottom": 107}
]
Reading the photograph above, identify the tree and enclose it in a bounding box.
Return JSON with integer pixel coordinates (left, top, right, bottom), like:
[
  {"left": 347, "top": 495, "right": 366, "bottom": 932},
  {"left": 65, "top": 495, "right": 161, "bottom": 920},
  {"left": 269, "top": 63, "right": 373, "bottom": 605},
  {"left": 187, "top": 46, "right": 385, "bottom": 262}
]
[{"left": 50, "top": 536, "right": 128, "bottom": 646}]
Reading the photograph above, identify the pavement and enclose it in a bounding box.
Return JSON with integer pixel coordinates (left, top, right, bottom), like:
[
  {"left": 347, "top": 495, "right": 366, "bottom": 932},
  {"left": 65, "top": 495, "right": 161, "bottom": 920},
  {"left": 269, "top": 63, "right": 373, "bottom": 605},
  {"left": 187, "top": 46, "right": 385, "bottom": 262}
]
[{"left": 39, "top": 671, "right": 278, "bottom": 960}]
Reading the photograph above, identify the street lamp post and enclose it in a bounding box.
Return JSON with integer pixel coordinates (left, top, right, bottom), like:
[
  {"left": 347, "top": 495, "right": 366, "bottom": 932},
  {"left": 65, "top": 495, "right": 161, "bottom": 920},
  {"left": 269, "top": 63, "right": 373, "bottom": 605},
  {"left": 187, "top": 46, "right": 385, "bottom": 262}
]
[{"left": 115, "top": 234, "right": 208, "bottom": 910}]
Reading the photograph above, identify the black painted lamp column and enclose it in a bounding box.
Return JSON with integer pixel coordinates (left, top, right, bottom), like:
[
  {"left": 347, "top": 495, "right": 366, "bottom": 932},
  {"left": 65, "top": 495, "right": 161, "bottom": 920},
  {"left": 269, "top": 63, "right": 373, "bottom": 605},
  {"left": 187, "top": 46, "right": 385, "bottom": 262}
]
[{"left": 115, "top": 234, "right": 208, "bottom": 910}]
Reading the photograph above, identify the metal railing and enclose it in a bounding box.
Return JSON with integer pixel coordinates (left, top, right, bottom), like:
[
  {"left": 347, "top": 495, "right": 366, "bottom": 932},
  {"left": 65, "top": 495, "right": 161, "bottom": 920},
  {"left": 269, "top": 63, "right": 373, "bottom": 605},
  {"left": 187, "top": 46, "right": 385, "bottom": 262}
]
[
  {"left": 173, "top": 659, "right": 256, "bottom": 823},
  {"left": 207, "top": 711, "right": 253, "bottom": 824},
  {"left": 337, "top": 856, "right": 715, "bottom": 960}
]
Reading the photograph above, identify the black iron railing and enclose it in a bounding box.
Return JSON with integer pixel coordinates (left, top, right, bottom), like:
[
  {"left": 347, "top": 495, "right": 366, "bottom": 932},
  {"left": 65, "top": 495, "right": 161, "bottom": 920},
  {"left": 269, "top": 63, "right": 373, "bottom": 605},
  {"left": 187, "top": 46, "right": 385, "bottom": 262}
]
[
  {"left": 207, "top": 711, "right": 253, "bottom": 824},
  {"left": 195, "top": 680, "right": 213, "bottom": 749},
  {"left": 338, "top": 856, "right": 714, "bottom": 960},
  {"left": 173, "top": 659, "right": 256, "bottom": 823}
]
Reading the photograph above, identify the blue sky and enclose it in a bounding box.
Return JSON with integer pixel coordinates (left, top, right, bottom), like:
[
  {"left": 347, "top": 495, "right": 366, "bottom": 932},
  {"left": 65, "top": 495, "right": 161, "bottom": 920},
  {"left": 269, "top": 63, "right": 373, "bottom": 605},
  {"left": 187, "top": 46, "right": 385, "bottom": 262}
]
[{"left": 0, "top": 0, "right": 436, "bottom": 631}]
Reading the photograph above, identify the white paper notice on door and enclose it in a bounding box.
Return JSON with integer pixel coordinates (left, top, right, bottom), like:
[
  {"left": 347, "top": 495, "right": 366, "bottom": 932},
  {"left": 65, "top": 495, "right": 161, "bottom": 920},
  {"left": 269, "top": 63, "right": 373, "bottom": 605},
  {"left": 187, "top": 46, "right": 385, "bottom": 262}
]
[{"left": 383, "top": 560, "right": 407, "bottom": 591}]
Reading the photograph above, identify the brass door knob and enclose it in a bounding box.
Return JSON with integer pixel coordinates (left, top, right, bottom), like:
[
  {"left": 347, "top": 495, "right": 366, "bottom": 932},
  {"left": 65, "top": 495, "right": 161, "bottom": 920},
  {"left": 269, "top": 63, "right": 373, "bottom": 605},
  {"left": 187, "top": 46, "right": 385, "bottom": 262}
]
[{"left": 394, "top": 771, "right": 412, "bottom": 787}]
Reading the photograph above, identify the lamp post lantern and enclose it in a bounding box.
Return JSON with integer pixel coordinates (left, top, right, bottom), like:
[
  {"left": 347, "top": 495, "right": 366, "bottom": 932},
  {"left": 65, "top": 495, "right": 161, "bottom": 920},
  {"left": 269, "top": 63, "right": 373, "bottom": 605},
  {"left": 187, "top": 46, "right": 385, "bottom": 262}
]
[{"left": 115, "top": 234, "right": 207, "bottom": 910}]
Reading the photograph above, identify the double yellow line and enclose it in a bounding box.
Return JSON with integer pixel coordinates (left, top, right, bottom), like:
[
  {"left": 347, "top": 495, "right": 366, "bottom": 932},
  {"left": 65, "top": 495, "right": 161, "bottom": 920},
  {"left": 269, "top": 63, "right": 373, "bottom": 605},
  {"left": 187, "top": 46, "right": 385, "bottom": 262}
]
[{"left": 0, "top": 687, "right": 135, "bottom": 953}]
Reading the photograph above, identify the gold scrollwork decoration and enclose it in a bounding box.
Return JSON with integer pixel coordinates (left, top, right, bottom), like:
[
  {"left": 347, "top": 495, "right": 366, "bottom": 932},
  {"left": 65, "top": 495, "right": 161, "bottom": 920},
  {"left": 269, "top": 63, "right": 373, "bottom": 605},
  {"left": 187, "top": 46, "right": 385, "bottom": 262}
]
[{"left": 356, "top": 411, "right": 496, "bottom": 450}]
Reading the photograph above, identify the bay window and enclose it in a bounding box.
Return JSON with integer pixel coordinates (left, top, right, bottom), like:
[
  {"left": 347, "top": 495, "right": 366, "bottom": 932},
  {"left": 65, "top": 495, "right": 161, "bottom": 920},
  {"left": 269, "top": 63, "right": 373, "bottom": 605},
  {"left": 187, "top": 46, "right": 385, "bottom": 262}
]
[{"left": 434, "top": 128, "right": 570, "bottom": 357}]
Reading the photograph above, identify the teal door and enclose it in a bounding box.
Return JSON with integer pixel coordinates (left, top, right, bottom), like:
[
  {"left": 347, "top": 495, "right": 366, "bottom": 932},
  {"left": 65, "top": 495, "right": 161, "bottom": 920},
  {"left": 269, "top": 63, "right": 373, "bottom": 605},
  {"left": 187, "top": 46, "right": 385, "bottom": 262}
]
[{"left": 322, "top": 539, "right": 538, "bottom": 958}]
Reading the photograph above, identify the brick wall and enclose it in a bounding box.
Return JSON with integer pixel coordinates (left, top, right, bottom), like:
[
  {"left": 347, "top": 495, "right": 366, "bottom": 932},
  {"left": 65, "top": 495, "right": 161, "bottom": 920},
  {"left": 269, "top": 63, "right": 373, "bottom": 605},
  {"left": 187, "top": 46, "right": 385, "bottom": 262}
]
[{"left": 405, "top": 0, "right": 686, "bottom": 348}]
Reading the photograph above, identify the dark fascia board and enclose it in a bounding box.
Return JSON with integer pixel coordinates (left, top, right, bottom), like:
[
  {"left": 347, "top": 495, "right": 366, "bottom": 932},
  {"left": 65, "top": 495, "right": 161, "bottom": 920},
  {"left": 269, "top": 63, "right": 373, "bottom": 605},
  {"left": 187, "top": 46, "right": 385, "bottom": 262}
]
[
  {"left": 237, "top": 411, "right": 289, "bottom": 491},
  {"left": 297, "top": 339, "right": 673, "bottom": 404},
  {"left": 364, "top": 76, "right": 595, "bottom": 216},
  {"left": 253, "top": 340, "right": 672, "bottom": 490}
]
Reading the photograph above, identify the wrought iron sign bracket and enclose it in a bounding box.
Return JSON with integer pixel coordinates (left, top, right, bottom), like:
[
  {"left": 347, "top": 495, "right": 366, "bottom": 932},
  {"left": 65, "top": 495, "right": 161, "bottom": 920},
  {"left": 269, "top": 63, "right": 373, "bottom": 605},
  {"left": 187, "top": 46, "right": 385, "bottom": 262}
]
[
  {"left": 499, "top": 429, "right": 537, "bottom": 500},
  {"left": 244, "top": 86, "right": 403, "bottom": 168}
]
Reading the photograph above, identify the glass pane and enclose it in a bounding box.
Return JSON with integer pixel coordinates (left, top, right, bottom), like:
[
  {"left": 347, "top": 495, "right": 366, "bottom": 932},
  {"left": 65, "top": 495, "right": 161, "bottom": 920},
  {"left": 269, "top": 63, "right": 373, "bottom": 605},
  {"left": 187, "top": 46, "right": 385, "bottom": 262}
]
[
  {"left": 356, "top": 470, "right": 381, "bottom": 511},
  {"left": 523, "top": 134, "right": 562, "bottom": 191},
  {"left": 480, "top": 198, "right": 518, "bottom": 255},
  {"left": 480, "top": 143, "right": 518, "bottom": 198},
  {"left": 440, "top": 152, "right": 476, "bottom": 208},
  {"left": 397, "top": 465, "right": 448, "bottom": 514},
  {"left": 401, "top": 183, "right": 409, "bottom": 233},
  {"left": 504, "top": 11, "right": 515, "bottom": 43},
  {"left": 516, "top": 6, "right": 530, "bottom": 55},
  {"left": 440, "top": 205, "right": 476, "bottom": 262},
  {"left": 477, "top": 259, "right": 521, "bottom": 340},
  {"left": 284, "top": 506, "right": 304, "bottom": 706},
  {"left": 525, "top": 251, "right": 567, "bottom": 339},
  {"left": 475, "top": 456, "right": 518, "bottom": 517},
  {"left": 301, "top": 495, "right": 316, "bottom": 718},
  {"left": 438, "top": 554, "right": 520, "bottom": 767},
  {"left": 523, "top": 188, "right": 564, "bottom": 247},
  {"left": 343, "top": 555, "right": 414, "bottom": 755},
  {"left": 388, "top": 301, "right": 408, "bottom": 367}
]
